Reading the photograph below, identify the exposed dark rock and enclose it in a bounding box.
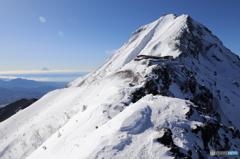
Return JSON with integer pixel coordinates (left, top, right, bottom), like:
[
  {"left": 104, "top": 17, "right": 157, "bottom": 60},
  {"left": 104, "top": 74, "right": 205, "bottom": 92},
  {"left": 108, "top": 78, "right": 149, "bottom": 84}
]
[
  {"left": 181, "top": 128, "right": 188, "bottom": 133},
  {"left": 157, "top": 127, "right": 191, "bottom": 159},
  {"left": 212, "top": 55, "right": 223, "bottom": 62},
  {"left": 129, "top": 83, "right": 134, "bottom": 87},
  {"left": 201, "top": 122, "right": 220, "bottom": 150},
  {"left": 132, "top": 27, "right": 145, "bottom": 35},
  {"left": 233, "top": 81, "right": 239, "bottom": 87},
  {"left": 157, "top": 127, "right": 173, "bottom": 146},
  {"left": 213, "top": 112, "right": 221, "bottom": 122},
  {"left": 130, "top": 64, "right": 174, "bottom": 103},
  {"left": 187, "top": 149, "right": 192, "bottom": 156},
  {"left": 190, "top": 90, "right": 213, "bottom": 114},
  {"left": 191, "top": 125, "right": 202, "bottom": 134},
  {"left": 232, "top": 129, "right": 240, "bottom": 139},
  {"left": 170, "top": 145, "right": 190, "bottom": 159},
  {"left": 185, "top": 106, "right": 194, "bottom": 119},
  {"left": 115, "top": 70, "right": 139, "bottom": 83},
  {"left": 196, "top": 149, "right": 203, "bottom": 159}
]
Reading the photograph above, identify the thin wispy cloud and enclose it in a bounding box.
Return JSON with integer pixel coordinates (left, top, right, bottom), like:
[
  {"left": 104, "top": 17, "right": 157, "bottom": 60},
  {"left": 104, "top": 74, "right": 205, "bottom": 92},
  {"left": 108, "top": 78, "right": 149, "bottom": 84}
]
[
  {"left": 105, "top": 49, "right": 117, "bottom": 55},
  {"left": 39, "top": 16, "right": 46, "bottom": 23}
]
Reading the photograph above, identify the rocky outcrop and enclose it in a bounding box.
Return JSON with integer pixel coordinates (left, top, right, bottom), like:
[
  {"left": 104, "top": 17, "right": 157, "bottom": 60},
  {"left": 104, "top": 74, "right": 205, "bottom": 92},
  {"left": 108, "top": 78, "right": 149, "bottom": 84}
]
[
  {"left": 121, "top": 15, "right": 240, "bottom": 158},
  {"left": 157, "top": 128, "right": 192, "bottom": 159}
]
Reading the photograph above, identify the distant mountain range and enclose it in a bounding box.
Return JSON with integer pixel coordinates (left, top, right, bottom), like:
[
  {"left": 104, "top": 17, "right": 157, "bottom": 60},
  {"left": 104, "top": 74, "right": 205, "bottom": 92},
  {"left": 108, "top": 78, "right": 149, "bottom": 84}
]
[{"left": 0, "top": 78, "right": 67, "bottom": 105}]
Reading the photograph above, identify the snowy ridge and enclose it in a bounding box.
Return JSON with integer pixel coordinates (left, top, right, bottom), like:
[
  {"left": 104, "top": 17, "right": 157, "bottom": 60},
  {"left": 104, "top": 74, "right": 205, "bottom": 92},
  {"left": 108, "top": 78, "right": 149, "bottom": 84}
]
[
  {"left": 28, "top": 95, "right": 196, "bottom": 159},
  {"left": 1, "top": 14, "right": 240, "bottom": 159}
]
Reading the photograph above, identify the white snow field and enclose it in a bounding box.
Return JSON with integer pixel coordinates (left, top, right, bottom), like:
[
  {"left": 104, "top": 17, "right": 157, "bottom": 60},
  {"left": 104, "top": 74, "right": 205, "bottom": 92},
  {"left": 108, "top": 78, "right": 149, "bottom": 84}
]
[
  {"left": 28, "top": 95, "right": 195, "bottom": 159},
  {"left": 0, "top": 14, "right": 240, "bottom": 159}
]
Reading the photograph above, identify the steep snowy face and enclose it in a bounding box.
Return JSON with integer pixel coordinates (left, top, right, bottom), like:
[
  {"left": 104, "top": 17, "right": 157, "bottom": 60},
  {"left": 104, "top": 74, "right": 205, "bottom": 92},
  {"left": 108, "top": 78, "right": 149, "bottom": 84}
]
[
  {"left": 68, "top": 14, "right": 240, "bottom": 89},
  {"left": 67, "top": 14, "right": 188, "bottom": 88}
]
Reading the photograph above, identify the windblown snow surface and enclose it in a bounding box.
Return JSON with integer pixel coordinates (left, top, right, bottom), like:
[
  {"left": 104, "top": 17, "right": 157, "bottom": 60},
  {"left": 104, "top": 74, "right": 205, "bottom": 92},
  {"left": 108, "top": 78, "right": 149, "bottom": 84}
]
[{"left": 1, "top": 14, "right": 240, "bottom": 159}]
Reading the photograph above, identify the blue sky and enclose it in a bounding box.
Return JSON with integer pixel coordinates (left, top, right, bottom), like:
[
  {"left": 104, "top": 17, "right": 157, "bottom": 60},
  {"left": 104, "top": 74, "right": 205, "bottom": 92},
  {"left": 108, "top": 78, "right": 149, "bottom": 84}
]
[{"left": 1, "top": 0, "right": 239, "bottom": 73}]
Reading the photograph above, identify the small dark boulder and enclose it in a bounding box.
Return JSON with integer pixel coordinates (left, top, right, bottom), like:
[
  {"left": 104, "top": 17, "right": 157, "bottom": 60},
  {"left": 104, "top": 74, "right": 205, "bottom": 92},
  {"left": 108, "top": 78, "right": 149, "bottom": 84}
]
[
  {"left": 191, "top": 125, "right": 202, "bottom": 134},
  {"left": 157, "top": 127, "right": 173, "bottom": 146},
  {"left": 185, "top": 106, "right": 194, "bottom": 119}
]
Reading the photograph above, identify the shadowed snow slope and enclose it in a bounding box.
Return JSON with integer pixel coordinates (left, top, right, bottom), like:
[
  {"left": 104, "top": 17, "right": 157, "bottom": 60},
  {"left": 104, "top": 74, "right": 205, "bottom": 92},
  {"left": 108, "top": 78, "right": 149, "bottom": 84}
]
[{"left": 1, "top": 14, "right": 240, "bottom": 159}]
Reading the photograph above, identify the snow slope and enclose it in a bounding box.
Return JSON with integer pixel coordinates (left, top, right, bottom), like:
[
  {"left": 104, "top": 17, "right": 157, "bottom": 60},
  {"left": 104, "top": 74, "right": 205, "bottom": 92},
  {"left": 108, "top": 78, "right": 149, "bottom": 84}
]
[
  {"left": 28, "top": 95, "right": 199, "bottom": 159},
  {"left": 1, "top": 14, "right": 240, "bottom": 159},
  {"left": 66, "top": 14, "right": 185, "bottom": 88}
]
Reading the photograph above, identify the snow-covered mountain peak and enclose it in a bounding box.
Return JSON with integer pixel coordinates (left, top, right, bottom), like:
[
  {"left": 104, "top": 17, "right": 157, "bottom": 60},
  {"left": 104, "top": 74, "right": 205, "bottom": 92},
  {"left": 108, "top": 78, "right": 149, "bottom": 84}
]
[
  {"left": 67, "top": 14, "right": 190, "bottom": 88},
  {"left": 67, "top": 14, "right": 239, "bottom": 88},
  {"left": 1, "top": 14, "right": 240, "bottom": 159}
]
